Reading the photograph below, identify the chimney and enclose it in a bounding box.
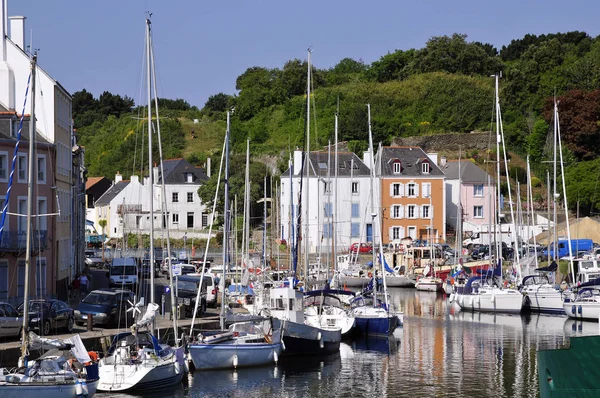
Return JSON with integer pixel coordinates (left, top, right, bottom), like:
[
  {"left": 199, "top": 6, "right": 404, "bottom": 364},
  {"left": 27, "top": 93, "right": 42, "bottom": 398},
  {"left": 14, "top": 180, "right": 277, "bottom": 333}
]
[
  {"left": 293, "top": 149, "right": 303, "bottom": 175},
  {"left": 9, "top": 16, "right": 25, "bottom": 50},
  {"left": 206, "top": 157, "right": 211, "bottom": 178},
  {"left": 115, "top": 171, "right": 122, "bottom": 183},
  {"left": 427, "top": 152, "right": 438, "bottom": 166},
  {"left": 130, "top": 175, "right": 139, "bottom": 184},
  {"left": 440, "top": 156, "right": 447, "bottom": 167},
  {"left": 363, "top": 151, "right": 372, "bottom": 170}
]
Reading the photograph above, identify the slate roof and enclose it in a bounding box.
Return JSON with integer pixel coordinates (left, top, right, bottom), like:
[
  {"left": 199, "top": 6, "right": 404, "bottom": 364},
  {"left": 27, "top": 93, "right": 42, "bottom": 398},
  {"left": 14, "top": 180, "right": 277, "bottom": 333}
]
[
  {"left": 378, "top": 146, "right": 444, "bottom": 177},
  {"left": 281, "top": 151, "right": 371, "bottom": 178},
  {"left": 158, "top": 158, "right": 209, "bottom": 184},
  {"left": 94, "top": 181, "right": 131, "bottom": 206},
  {"left": 0, "top": 104, "right": 50, "bottom": 144},
  {"left": 442, "top": 160, "right": 492, "bottom": 184}
]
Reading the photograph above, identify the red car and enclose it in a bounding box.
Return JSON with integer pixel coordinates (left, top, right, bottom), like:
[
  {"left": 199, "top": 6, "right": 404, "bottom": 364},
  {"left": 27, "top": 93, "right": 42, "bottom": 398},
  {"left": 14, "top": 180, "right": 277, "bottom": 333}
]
[{"left": 349, "top": 243, "right": 373, "bottom": 254}]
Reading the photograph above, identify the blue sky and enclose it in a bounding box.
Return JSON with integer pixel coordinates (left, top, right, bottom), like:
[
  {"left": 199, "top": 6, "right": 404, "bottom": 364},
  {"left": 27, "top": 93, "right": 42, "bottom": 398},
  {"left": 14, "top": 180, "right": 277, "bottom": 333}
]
[{"left": 10, "top": 0, "right": 600, "bottom": 108}]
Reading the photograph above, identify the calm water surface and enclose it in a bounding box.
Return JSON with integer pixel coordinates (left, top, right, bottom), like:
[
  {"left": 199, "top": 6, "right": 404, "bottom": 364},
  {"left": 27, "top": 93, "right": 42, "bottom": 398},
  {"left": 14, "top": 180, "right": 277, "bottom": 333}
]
[{"left": 103, "top": 289, "right": 598, "bottom": 398}]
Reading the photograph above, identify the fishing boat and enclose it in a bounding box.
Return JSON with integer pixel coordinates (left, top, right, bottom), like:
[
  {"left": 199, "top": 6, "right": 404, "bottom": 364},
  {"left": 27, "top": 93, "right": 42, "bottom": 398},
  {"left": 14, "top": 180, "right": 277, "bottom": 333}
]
[
  {"left": 186, "top": 111, "right": 283, "bottom": 370},
  {"left": 97, "top": 16, "right": 185, "bottom": 392},
  {"left": 0, "top": 55, "right": 99, "bottom": 398}
]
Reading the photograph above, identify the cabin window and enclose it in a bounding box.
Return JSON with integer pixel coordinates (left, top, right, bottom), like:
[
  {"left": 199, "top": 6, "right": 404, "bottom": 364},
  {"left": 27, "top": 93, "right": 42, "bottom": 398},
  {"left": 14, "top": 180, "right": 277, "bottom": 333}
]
[{"left": 289, "top": 299, "right": 294, "bottom": 310}]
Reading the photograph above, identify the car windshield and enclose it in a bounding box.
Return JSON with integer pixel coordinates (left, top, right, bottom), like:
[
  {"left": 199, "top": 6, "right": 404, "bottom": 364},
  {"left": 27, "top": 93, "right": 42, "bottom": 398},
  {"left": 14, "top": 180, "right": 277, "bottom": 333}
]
[
  {"left": 28, "top": 301, "right": 51, "bottom": 312},
  {"left": 111, "top": 266, "right": 137, "bottom": 276},
  {"left": 177, "top": 281, "right": 197, "bottom": 292},
  {"left": 82, "top": 293, "right": 115, "bottom": 305}
]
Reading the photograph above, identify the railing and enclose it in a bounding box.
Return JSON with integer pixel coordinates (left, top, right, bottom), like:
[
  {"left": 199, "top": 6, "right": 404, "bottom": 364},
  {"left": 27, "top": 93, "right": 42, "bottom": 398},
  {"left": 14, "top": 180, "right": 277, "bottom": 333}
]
[{"left": 0, "top": 230, "right": 48, "bottom": 251}]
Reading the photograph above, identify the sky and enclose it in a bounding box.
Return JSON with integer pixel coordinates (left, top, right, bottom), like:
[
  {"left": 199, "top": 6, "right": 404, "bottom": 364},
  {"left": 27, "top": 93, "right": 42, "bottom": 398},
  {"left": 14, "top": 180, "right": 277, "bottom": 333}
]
[{"left": 9, "top": 0, "right": 600, "bottom": 108}]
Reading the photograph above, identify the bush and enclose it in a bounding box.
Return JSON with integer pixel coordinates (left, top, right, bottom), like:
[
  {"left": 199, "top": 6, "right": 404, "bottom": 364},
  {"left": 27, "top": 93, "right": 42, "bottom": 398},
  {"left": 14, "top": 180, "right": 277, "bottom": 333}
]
[{"left": 530, "top": 176, "right": 542, "bottom": 188}]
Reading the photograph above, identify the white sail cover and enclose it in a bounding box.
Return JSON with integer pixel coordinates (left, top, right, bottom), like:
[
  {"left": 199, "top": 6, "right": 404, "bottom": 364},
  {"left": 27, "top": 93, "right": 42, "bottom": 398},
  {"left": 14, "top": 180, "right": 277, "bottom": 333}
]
[
  {"left": 132, "top": 303, "right": 159, "bottom": 331},
  {"left": 64, "top": 334, "right": 92, "bottom": 364}
]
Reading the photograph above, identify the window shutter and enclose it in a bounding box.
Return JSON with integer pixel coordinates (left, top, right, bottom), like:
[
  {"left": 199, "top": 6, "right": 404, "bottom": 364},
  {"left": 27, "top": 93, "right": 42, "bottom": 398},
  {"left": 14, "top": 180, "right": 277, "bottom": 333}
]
[
  {"left": 399, "top": 183, "right": 404, "bottom": 197},
  {"left": 398, "top": 205, "right": 404, "bottom": 219},
  {"left": 414, "top": 183, "right": 420, "bottom": 197},
  {"left": 420, "top": 205, "right": 424, "bottom": 218},
  {"left": 389, "top": 227, "right": 394, "bottom": 241},
  {"left": 389, "top": 183, "right": 395, "bottom": 197}
]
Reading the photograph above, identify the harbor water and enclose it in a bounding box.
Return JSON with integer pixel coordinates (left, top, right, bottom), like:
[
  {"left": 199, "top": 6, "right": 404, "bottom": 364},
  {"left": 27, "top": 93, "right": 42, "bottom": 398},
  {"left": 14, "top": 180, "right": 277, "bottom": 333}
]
[{"left": 101, "top": 288, "right": 595, "bottom": 398}]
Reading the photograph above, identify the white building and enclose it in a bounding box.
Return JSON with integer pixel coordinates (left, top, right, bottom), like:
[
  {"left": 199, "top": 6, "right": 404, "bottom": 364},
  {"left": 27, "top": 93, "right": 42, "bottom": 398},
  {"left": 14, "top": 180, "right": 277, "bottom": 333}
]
[
  {"left": 280, "top": 150, "right": 372, "bottom": 254},
  {"left": 94, "top": 158, "right": 213, "bottom": 242}
]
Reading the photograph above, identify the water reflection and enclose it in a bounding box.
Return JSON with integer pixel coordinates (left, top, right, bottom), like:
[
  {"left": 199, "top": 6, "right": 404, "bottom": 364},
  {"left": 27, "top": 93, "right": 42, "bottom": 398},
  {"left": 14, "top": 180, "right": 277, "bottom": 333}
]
[{"left": 100, "top": 289, "right": 593, "bottom": 397}]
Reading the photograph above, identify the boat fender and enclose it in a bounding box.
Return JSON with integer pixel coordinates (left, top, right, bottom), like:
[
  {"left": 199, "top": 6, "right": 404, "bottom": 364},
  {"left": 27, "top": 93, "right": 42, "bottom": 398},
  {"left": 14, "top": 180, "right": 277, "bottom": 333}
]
[
  {"left": 233, "top": 355, "right": 239, "bottom": 369},
  {"left": 273, "top": 351, "right": 278, "bottom": 364},
  {"left": 320, "top": 337, "right": 324, "bottom": 349},
  {"left": 75, "top": 379, "right": 83, "bottom": 397},
  {"left": 81, "top": 379, "right": 88, "bottom": 397},
  {"left": 317, "top": 332, "right": 322, "bottom": 341},
  {"left": 572, "top": 305, "right": 576, "bottom": 315},
  {"left": 578, "top": 305, "right": 582, "bottom": 315}
]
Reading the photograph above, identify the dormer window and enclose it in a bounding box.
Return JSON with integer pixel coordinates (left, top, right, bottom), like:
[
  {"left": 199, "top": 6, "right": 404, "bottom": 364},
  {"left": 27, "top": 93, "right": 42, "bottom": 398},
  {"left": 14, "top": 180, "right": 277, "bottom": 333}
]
[
  {"left": 186, "top": 173, "right": 193, "bottom": 183},
  {"left": 422, "top": 162, "right": 430, "bottom": 174},
  {"left": 393, "top": 160, "right": 402, "bottom": 174}
]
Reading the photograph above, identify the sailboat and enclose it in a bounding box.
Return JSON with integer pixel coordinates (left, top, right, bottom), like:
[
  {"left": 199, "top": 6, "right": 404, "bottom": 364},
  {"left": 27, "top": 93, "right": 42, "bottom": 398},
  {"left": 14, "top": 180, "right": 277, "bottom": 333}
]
[
  {"left": 453, "top": 74, "right": 524, "bottom": 314},
  {"left": 187, "top": 111, "right": 283, "bottom": 370},
  {"left": 0, "top": 55, "right": 99, "bottom": 398},
  {"left": 415, "top": 195, "right": 443, "bottom": 292},
  {"left": 350, "top": 105, "right": 401, "bottom": 336},
  {"left": 96, "top": 17, "right": 185, "bottom": 392}
]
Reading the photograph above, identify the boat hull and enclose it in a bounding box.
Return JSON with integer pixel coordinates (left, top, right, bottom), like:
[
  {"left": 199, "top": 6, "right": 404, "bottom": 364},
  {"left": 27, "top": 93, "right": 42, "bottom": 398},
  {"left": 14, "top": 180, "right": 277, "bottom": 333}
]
[
  {"left": 0, "top": 379, "right": 98, "bottom": 398},
  {"left": 563, "top": 300, "right": 600, "bottom": 321},
  {"left": 272, "top": 318, "right": 341, "bottom": 356},
  {"left": 415, "top": 279, "right": 442, "bottom": 292},
  {"left": 523, "top": 289, "right": 565, "bottom": 314},
  {"left": 339, "top": 276, "right": 370, "bottom": 287},
  {"left": 454, "top": 290, "right": 523, "bottom": 314},
  {"left": 188, "top": 342, "right": 282, "bottom": 370},
  {"left": 384, "top": 275, "right": 415, "bottom": 288},
  {"left": 538, "top": 335, "right": 600, "bottom": 397},
  {"left": 353, "top": 315, "right": 399, "bottom": 336},
  {"left": 97, "top": 347, "right": 185, "bottom": 392}
]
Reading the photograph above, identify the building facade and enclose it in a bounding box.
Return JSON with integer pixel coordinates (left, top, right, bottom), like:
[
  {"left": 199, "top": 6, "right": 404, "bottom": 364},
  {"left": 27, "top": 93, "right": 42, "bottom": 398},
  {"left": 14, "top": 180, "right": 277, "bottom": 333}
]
[
  {"left": 280, "top": 150, "right": 372, "bottom": 254},
  {"left": 379, "top": 147, "right": 446, "bottom": 245}
]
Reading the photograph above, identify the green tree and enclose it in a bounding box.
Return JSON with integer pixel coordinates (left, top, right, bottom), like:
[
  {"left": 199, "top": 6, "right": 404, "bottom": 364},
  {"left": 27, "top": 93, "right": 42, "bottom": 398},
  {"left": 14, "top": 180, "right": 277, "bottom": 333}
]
[
  {"left": 204, "top": 93, "right": 232, "bottom": 112},
  {"left": 367, "top": 49, "right": 416, "bottom": 82},
  {"left": 564, "top": 158, "right": 600, "bottom": 216}
]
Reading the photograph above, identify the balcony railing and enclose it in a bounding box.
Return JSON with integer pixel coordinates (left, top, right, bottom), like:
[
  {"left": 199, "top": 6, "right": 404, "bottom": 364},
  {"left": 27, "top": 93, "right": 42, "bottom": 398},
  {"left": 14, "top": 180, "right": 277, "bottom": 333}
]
[{"left": 0, "top": 230, "right": 48, "bottom": 252}]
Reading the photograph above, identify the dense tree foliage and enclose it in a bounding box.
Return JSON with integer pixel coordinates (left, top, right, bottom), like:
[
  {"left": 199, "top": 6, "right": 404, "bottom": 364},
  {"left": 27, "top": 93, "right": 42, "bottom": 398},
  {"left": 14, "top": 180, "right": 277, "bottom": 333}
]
[{"left": 72, "top": 89, "right": 134, "bottom": 128}]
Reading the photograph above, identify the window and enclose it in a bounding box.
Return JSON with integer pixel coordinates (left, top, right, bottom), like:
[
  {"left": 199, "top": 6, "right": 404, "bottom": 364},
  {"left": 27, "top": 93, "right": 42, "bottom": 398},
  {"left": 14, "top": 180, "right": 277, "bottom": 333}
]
[
  {"left": 18, "top": 198, "right": 27, "bottom": 232},
  {"left": 324, "top": 202, "right": 332, "bottom": 217},
  {"left": 202, "top": 213, "right": 208, "bottom": 228},
  {"left": 474, "top": 184, "right": 484, "bottom": 197},
  {"left": 351, "top": 223, "right": 360, "bottom": 237},
  {"left": 407, "top": 183, "right": 418, "bottom": 197},
  {"left": 407, "top": 205, "right": 417, "bottom": 219},
  {"left": 17, "top": 153, "right": 27, "bottom": 182},
  {"left": 323, "top": 181, "right": 331, "bottom": 194},
  {"left": 323, "top": 223, "right": 332, "bottom": 238},
  {"left": 351, "top": 182, "right": 359, "bottom": 194},
  {"left": 392, "top": 183, "right": 404, "bottom": 197},
  {"left": 37, "top": 155, "right": 46, "bottom": 184},
  {"left": 408, "top": 226, "right": 417, "bottom": 239},
  {"left": 186, "top": 173, "right": 193, "bottom": 183},
  {"left": 172, "top": 192, "right": 179, "bottom": 202},
  {"left": 422, "top": 183, "right": 431, "bottom": 198},
  {"left": 392, "top": 227, "right": 402, "bottom": 240},
  {"left": 173, "top": 213, "right": 179, "bottom": 224},
  {"left": 37, "top": 198, "right": 47, "bottom": 231},
  {"left": 393, "top": 161, "right": 401, "bottom": 174},
  {"left": 421, "top": 205, "right": 430, "bottom": 219},
  {"left": 0, "top": 197, "right": 5, "bottom": 219},
  {"left": 392, "top": 205, "right": 404, "bottom": 219},
  {"left": 0, "top": 152, "right": 7, "bottom": 181},
  {"left": 187, "top": 192, "right": 194, "bottom": 203},
  {"left": 187, "top": 212, "right": 194, "bottom": 228},
  {"left": 474, "top": 206, "right": 484, "bottom": 218},
  {"left": 422, "top": 162, "right": 430, "bottom": 174},
  {"left": 351, "top": 203, "right": 360, "bottom": 218},
  {"left": 35, "top": 258, "right": 47, "bottom": 296}
]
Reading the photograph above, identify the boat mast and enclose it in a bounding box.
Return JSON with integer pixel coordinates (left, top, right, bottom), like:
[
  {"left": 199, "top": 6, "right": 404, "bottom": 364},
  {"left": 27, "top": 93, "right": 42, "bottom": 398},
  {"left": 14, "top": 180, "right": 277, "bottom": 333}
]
[
  {"left": 553, "top": 98, "right": 558, "bottom": 263},
  {"left": 148, "top": 16, "right": 177, "bottom": 341},
  {"left": 333, "top": 106, "right": 339, "bottom": 279},
  {"left": 221, "top": 111, "right": 231, "bottom": 330},
  {"left": 303, "top": 49, "right": 312, "bottom": 282},
  {"left": 145, "top": 18, "right": 155, "bottom": 320},
  {"left": 455, "top": 149, "right": 462, "bottom": 266},
  {"left": 20, "top": 53, "right": 36, "bottom": 365},
  {"left": 494, "top": 74, "right": 502, "bottom": 272},
  {"left": 367, "top": 103, "right": 377, "bottom": 304}
]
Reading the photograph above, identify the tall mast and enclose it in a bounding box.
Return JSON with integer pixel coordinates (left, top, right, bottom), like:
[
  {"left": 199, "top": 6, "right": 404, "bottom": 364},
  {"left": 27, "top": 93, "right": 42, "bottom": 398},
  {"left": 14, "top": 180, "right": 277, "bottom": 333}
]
[
  {"left": 221, "top": 111, "right": 231, "bottom": 329},
  {"left": 333, "top": 107, "right": 339, "bottom": 278},
  {"left": 20, "top": 53, "right": 37, "bottom": 365},
  {"left": 145, "top": 18, "right": 155, "bottom": 314},
  {"left": 303, "top": 49, "right": 312, "bottom": 281},
  {"left": 553, "top": 99, "right": 558, "bottom": 262},
  {"left": 245, "top": 140, "right": 250, "bottom": 278},
  {"left": 367, "top": 104, "right": 377, "bottom": 305},
  {"left": 456, "top": 149, "right": 462, "bottom": 264},
  {"left": 494, "top": 74, "right": 502, "bottom": 268}
]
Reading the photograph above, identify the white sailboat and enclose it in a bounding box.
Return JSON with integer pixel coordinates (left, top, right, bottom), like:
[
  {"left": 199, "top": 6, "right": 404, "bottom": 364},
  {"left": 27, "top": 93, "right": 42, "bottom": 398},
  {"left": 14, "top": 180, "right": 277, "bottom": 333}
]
[
  {"left": 454, "top": 74, "right": 523, "bottom": 314},
  {"left": 0, "top": 55, "right": 99, "bottom": 398},
  {"left": 96, "top": 17, "right": 185, "bottom": 392}
]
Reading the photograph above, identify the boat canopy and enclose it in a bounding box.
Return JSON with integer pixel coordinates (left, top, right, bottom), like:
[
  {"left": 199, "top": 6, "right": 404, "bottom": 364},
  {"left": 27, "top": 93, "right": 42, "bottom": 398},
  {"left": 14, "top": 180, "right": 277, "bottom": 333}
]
[
  {"left": 305, "top": 289, "right": 355, "bottom": 298},
  {"left": 108, "top": 331, "right": 161, "bottom": 355},
  {"left": 535, "top": 261, "right": 558, "bottom": 273}
]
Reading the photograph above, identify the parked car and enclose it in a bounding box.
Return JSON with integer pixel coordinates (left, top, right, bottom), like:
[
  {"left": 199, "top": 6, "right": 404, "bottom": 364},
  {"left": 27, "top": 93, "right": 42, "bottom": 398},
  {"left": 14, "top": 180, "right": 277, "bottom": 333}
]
[
  {"left": 85, "top": 250, "right": 107, "bottom": 268},
  {"left": 175, "top": 274, "right": 210, "bottom": 317},
  {"left": 18, "top": 299, "right": 74, "bottom": 334},
  {"left": 161, "top": 257, "right": 178, "bottom": 275},
  {"left": 349, "top": 243, "right": 373, "bottom": 254},
  {"left": 0, "top": 302, "right": 23, "bottom": 338},
  {"left": 140, "top": 259, "right": 159, "bottom": 278},
  {"left": 75, "top": 289, "right": 135, "bottom": 327}
]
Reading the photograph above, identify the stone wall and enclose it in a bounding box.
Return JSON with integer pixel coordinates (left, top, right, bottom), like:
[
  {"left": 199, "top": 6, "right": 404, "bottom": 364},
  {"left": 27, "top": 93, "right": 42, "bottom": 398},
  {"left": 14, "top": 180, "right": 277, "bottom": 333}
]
[{"left": 392, "top": 132, "right": 493, "bottom": 153}]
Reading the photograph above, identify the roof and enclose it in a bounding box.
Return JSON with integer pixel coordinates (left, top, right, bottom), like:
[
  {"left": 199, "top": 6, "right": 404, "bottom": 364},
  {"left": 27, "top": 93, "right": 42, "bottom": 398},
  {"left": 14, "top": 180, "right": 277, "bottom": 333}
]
[
  {"left": 378, "top": 146, "right": 444, "bottom": 177},
  {"left": 442, "top": 160, "right": 492, "bottom": 184},
  {"left": 0, "top": 104, "right": 51, "bottom": 144},
  {"left": 85, "top": 176, "right": 111, "bottom": 190},
  {"left": 94, "top": 181, "right": 130, "bottom": 206},
  {"left": 281, "top": 151, "right": 371, "bottom": 178},
  {"left": 159, "top": 158, "right": 208, "bottom": 184}
]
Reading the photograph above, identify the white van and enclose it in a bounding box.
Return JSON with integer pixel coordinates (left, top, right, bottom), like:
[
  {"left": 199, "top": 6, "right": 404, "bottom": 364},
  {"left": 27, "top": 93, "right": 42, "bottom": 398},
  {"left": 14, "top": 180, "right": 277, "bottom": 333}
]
[{"left": 108, "top": 257, "right": 138, "bottom": 289}]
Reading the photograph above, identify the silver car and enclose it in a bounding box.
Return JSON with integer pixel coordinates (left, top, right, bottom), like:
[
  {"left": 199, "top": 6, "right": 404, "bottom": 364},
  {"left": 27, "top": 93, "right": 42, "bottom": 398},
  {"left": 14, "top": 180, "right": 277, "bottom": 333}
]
[{"left": 0, "top": 302, "right": 23, "bottom": 338}]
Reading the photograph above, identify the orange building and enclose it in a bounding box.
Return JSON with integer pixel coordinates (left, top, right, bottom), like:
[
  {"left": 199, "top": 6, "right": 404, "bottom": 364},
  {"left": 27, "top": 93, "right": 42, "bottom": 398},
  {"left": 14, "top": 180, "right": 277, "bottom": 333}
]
[{"left": 378, "top": 147, "right": 446, "bottom": 245}]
